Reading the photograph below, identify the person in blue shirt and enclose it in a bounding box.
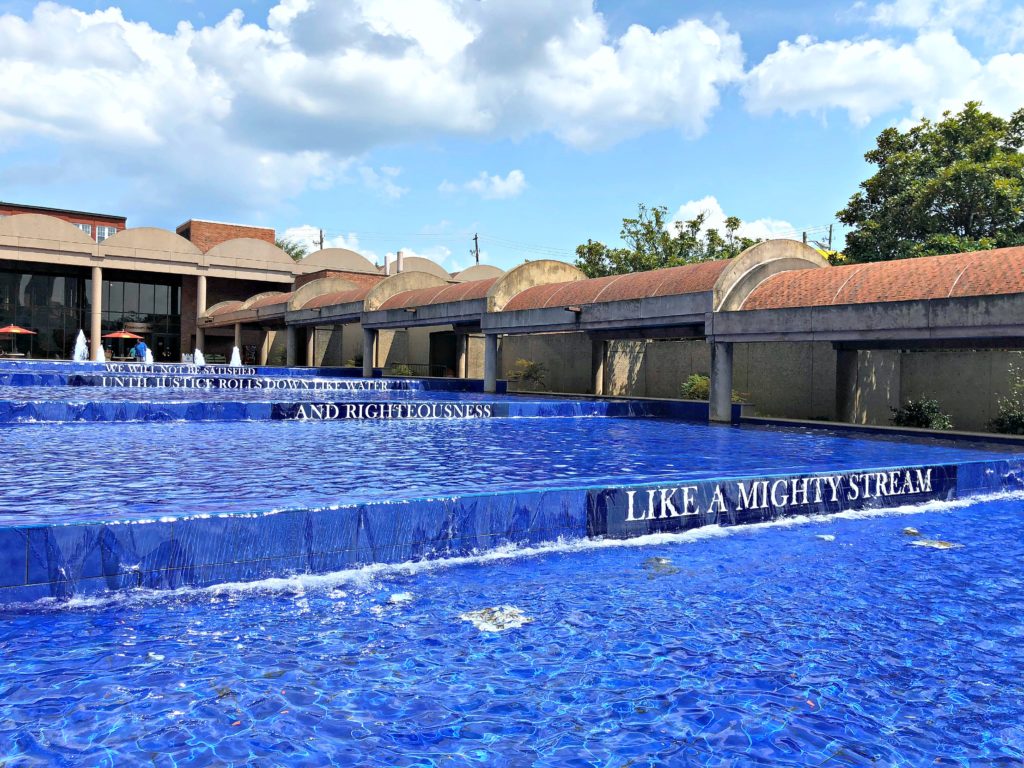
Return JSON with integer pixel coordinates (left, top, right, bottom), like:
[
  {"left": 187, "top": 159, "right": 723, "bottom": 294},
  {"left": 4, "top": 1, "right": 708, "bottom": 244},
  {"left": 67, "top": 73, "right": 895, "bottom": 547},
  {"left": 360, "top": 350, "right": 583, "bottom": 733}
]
[{"left": 133, "top": 339, "right": 149, "bottom": 363}]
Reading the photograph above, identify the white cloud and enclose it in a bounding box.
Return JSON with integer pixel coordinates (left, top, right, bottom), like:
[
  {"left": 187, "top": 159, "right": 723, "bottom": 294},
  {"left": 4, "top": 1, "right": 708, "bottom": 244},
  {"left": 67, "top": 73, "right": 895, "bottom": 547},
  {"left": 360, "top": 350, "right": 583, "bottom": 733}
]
[
  {"left": 868, "top": 0, "right": 991, "bottom": 29},
  {"left": 0, "top": 1, "right": 744, "bottom": 215},
  {"left": 280, "top": 224, "right": 364, "bottom": 254},
  {"left": 440, "top": 169, "right": 527, "bottom": 200},
  {"left": 742, "top": 30, "right": 1024, "bottom": 125},
  {"left": 359, "top": 166, "right": 408, "bottom": 199},
  {"left": 671, "top": 195, "right": 797, "bottom": 241}
]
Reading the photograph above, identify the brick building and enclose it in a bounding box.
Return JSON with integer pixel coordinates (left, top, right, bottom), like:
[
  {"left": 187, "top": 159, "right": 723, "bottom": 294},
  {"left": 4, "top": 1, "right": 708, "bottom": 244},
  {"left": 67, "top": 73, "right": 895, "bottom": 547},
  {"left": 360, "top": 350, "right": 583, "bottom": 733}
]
[{"left": 0, "top": 201, "right": 125, "bottom": 242}]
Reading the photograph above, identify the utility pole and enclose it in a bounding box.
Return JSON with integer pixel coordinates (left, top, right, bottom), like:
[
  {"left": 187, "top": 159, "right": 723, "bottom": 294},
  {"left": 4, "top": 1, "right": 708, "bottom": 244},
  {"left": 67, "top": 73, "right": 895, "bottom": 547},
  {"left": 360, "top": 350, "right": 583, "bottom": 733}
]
[
  {"left": 471, "top": 233, "right": 480, "bottom": 264},
  {"left": 316, "top": 228, "right": 325, "bottom": 251}
]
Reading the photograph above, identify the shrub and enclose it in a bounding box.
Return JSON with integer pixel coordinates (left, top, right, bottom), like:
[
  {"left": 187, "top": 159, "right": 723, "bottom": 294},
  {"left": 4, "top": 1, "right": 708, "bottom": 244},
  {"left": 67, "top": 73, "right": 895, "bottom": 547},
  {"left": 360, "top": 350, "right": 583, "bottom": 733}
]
[
  {"left": 679, "top": 373, "right": 745, "bottom": 403},
  {"left": 989, "top": 365, "right": 1024, "bottom": 434},
  {"left": 390, "top": 363, "right": 414, "bottom": 377},
  {"left": 890, "top": 398, "right": 953, "bottom": 430},
  {"left": 345, "top": 353, "right": 363, "bottom": 367},
  {"left": 507, "top": 359, "right": 547, "bottom": 389},
  {"left": 680, "top": 373, "right": 710, "bottom": 400}
]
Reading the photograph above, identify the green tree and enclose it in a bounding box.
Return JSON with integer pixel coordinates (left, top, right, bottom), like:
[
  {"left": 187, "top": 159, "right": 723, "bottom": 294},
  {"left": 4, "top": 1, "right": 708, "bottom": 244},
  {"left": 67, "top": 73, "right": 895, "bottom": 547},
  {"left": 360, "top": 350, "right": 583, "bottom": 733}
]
[
  {"left": 574, "top": 204, "right": 760, "bottom": 277},
  {"left": 275, "top": 237, "right": 309, "bottom": 262},
  {"left": 839, "top": 101, "right": 1024, "bottom": 262}
]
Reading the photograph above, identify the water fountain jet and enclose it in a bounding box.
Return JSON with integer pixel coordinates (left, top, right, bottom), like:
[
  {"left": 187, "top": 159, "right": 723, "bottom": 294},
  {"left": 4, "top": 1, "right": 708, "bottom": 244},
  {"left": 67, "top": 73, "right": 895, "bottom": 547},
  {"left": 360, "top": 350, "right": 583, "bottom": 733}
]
[{"left": 72, "top": 330, "right": 89, "bottom": 362}]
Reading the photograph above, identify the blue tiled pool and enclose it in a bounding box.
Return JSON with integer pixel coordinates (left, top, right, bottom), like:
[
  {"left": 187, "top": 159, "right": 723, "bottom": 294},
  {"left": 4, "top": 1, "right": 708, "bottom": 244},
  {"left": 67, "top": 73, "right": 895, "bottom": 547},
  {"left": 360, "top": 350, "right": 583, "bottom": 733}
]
[
  {"left": 2, "top": 359, "right": 1023, "bottom": 764},
  {"left": 2, "top": 493, "right": 1022, "bottom": 765},
  {"left": 1, "top": 418, "right": 1017, "bottom": 526}
]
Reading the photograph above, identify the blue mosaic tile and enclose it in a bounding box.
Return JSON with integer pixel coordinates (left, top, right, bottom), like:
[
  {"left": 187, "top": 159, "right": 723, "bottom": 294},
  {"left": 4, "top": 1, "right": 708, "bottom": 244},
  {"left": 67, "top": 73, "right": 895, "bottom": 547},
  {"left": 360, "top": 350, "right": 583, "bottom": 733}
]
[{"left": 0, "top": 528, "right": 27, "bottom": 587}]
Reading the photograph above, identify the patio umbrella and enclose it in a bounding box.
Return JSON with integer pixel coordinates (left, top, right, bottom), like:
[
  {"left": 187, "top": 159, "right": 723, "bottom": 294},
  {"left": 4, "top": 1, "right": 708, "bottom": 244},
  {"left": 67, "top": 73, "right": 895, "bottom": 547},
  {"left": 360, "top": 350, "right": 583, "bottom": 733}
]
[
  {"left": 102, "top": 330, "right": 144, "bottom": 359},
  {"left": 0, "top": 324, "right": 37, "bottom": 354}
]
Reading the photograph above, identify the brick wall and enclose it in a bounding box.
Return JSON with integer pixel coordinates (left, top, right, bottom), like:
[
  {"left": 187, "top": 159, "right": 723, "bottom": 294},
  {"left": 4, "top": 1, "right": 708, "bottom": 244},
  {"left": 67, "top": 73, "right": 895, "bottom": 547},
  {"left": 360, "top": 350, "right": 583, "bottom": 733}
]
[
  {"left": 293, "top": 269, "right": 383, "bottom": 290},
  {"left": 0, "top": 203, "right": 125, "bottom": 240},
  {"left": 178, "top": 220, "right": 275, "bottom": 253}
]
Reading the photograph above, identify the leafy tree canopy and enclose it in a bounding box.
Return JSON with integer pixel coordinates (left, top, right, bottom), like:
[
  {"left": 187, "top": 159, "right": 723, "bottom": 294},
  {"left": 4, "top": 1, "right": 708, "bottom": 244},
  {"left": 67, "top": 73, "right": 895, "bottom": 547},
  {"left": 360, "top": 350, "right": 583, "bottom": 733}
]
[
  {"left": 574, "top": 203, "right": 760, "bottom": 278},
  {"left": 839, "top": 101, "right": 1024, "bottom": 262},
  {"left": 275, "top": 237, "right": 309, "bottom": 262}
]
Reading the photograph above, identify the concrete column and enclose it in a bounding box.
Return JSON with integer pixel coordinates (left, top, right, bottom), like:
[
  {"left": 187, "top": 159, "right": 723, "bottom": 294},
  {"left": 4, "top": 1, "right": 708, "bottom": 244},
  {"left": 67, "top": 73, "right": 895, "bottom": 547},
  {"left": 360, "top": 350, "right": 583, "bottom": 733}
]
[
  {"left": 835, "top": 348, "right": 858, "bottom": 423},
  {"left": 306, "top": 327, "right": 316, "bottom": 367},
  {"left": 709, "top": 341, "right": 734, "bottom": 423},
  {"left": 591, "top": 338, "right": 606, "bottom": 396},
  {"left": 194, "top": 274, "right": 207, "bottom": 352},
  {"left": 259, "top": 332, "right": 270, "bottom": 366},
  {"left": 90, "top": 265, "right": 103, "bottom": 361},
  {"left": 456, "top": 333, "right": 468, "bottom": 378},
  {"left": 286, "top": 325, "right": 298, "bottom": 367},
  {"left": 233, "top": 323, "right": 242, "bottom": 349},
  {"left": 362, "top": 327, "right": 377, "bottom": 378},
  {"left": 484, "top": 333, "right": 498, "bottom": 393},
  {"left": 196, "top": 274, "right": 207, "bottom": 316}
]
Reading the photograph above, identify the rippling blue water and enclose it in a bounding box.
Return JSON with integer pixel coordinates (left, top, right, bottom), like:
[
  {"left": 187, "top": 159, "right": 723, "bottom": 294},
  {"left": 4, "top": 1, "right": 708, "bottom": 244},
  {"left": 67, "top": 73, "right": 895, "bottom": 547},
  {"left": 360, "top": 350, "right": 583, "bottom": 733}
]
[
  {"left": 0, "top": 384, "right": 512, "bottom": 403},
  {"left": 0, "top": 419, "right": 1016, "bottom": 525},
  {"left": 2, "top": 496, "right": 1022, "bottom": 766}
]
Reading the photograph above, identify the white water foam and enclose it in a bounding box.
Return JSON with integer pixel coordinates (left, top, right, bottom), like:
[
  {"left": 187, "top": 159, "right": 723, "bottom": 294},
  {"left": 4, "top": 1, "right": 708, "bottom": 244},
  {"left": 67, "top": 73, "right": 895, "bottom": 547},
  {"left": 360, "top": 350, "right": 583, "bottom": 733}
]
[{"left": 20, "top": 490, "right": 1024, "bottom": 612}]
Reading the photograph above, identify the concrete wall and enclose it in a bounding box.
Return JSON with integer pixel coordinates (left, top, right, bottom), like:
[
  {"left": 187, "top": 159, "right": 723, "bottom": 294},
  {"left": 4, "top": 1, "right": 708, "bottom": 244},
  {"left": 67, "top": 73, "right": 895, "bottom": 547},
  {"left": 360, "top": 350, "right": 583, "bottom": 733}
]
[
  {"left": 499, "top": 330, "right": 1020, "bottom": 431},
  {"left": 311, "top": 325, "right": 344, "bottom": 366},
  {"left": 501, "top": 333, "right": 593, "bottom": 393},
  {"left": 856, "top": 348, "right": 1024, "bottom": 431}
]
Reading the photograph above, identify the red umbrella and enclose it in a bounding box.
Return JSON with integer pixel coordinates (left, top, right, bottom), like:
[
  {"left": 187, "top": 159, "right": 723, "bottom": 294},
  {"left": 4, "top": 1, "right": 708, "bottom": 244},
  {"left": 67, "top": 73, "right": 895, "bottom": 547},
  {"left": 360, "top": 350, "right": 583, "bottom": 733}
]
[
  {"left": 0, "top": 324, "right": 36, "bottom": 354},
  {"left": 102, "top": 330, "right": 144, "bottom": 340}
]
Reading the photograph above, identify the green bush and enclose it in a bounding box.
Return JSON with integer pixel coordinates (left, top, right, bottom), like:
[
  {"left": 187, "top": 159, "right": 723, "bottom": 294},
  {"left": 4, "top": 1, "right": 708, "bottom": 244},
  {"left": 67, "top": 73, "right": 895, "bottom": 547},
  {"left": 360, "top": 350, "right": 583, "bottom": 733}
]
[
  {"left": 890, "top": 398, "right": 953, "bottom": 430},
  {"left": 390, "top": 363, "right": 414, "bottom": 377},
  {"left": 679, "top": 373, "right": 745, "bottom": 403},
  {"left": 989, "top": 365, "right": 1024, "bottom": 434},
  {"left": 506, "top": 359, "right": 547, "bottom": 389},
  {"left": 680, "top": 373, "right": 710, "bottom": 400},
  {"left": 345, "top": 353, "right": 363, "bottom": 367}
]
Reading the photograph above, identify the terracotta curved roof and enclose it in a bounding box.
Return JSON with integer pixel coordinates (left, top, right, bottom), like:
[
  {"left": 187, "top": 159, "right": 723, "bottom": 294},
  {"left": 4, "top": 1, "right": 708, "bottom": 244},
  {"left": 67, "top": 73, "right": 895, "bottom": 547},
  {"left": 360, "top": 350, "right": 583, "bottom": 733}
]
[
  {"left": 300, "top": 286, "right": 373, "bottom": 310},
  {"left": 503, "top": 260, "right": 730, "bottom": 311},
  {"left": 207, "top": 301, "right": 243, "bottom": 317},
  {"left": 248, "top": 291, "right": 294, "bottom": 310},
  {"left": 377, "top": 278, "right": 498, "bottom": 311},
  {"left": 741, "top": 247, "right": 1024, "bottom": 310}
]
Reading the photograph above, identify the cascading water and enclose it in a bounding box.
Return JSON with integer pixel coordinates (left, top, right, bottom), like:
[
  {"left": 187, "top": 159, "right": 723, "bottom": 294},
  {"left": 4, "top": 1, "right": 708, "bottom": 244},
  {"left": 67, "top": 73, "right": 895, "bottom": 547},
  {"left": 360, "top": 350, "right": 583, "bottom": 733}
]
[
  {"left": 72, "top": 330, "right": 89, "bottom": 362},
  {"left": 230, "top": 347, "right": 242, "bottom": 367},
  {"left": 194, "top": 349, "right": 206, "bottom": 366}
]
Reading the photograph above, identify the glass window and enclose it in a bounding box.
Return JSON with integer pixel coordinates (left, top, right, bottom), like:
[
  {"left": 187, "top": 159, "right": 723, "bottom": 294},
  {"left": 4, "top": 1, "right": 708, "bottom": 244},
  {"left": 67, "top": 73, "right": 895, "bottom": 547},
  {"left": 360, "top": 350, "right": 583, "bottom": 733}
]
[
  {"left": 139, "top": 283, "right": 155, "bottom": 316},
  {"left": 96, "top": 225, "right": 118, "bottom": 242},
  {"left": 107, "top": 281, "right": 122, "bottom": 314},
  {"left": 123, "top": 282, "right": 139, "bottom": 315},
  {"left": 51, "top": 277, "right": 65, "bottom": 307},
  {"left": 74, "top": 223, "right": 93, "bottom": 237},
  {"left": 154, "top": 284, "right": 169, "bottom": 315}
]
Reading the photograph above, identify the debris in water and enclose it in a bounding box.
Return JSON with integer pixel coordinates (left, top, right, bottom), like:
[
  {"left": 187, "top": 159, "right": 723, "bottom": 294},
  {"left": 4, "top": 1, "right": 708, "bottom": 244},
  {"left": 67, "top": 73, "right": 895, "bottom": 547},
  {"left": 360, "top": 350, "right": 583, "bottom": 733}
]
[
  {"left": 641, "top": 557, "right": 680, "bottom": 576},
  {"left": 816, "top": 534, "right": 836, "bottom": 542},
  {"left": 460, "top": 606, "right": 533, "bottom": 632},
  {"left": 911, "top": 539, "right": 962, "bottom": 550},
  {"left": 903, "top": 527, "right": 921, "bottom": 537}
]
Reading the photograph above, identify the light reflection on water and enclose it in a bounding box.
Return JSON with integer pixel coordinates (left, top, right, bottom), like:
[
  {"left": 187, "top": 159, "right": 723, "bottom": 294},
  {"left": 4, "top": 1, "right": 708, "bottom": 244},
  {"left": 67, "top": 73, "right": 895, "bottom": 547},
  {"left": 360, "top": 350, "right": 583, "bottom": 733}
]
[
  {"left": 0, "top": 418, "right": 1015, "bottom": 525},
  {"left": 1, "top": 496, "right": 1022, "bottom": 766}
]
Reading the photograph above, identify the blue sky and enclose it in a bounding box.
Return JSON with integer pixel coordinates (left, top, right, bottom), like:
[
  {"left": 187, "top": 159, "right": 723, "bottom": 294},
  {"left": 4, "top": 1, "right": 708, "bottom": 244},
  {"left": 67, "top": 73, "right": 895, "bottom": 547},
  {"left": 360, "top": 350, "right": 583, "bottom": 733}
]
[{"left": 1, "top": 0, "right": 1022, "bottom": 271}]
